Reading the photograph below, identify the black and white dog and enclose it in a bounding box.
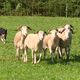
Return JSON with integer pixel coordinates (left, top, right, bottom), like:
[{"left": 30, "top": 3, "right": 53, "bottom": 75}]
[{"left": 0, "top": 28, "right": 7, "bottom": 44}]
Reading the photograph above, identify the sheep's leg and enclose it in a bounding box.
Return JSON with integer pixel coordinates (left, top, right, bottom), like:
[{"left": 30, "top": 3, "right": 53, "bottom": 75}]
[
  {"left": 51, "top": 52, "right": 54, "bottom": 63},
  {"left": 49, "top": 47, "right": 54, "bottom": 63},
  {"left": 24, "top": 49, "right": 28, "bottom": 62},
  {"left": 23, "top": 48, "right": 27, "bottom": 62},
  {"left": 16, "top": 48, "right": 20, "bottom": 60},
  {"left": 65, "top": 47, "right": 70, "bottom": 62},
  {"left": 43, "top": 49, "right": 47, "bottom": 59},
  {"left": 59, "top": 47, "right": 62, "bottom": 58},
  {"left": 34, "top": 53, "right": 36, "bottom": 64},
  {"left": 21, "top": 48, "right": 24, "bottom": 58},
  {"left": 37, "top": 53, "right": 42, "bottom": 63},
  {"left": 55, "top": 47, "right": 60, "bottom": 59},
  {"left": 58, "top": 47, "right": 62, "bottom": 58},
  {"left": 32, "top": 50, "right": 34, "bottom": 63}
]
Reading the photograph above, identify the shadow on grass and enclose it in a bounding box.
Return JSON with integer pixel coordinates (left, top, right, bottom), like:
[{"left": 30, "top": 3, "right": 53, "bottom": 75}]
[
  {"left": 70, "top": 54, "right": 80, "bottom": 62},
  {"left": 42, "top": 54, "right": 80, "bottom": 65},
  {"left": 0, "top": 56, "right": 16, "bottom": 62},
  {"left": 43, "top": 58, "right": 68, "bottom": 65},
  {"left": 6, "top": 40, "right": 13, "bottom": 43}
]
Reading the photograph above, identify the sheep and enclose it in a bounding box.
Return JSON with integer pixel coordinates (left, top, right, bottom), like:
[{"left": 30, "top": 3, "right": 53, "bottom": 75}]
[
  {"left": 0, "top": 28, "right": 7, "bottom": 44},
  {"left": 57, "top": 24, "right": 74, "bottom": 62},
  {"left": 14, "top": 25, "right": 32, "bottom": 60},
  {"left": 43, "top": 29, "right": 60, "bottom": 63},
  {"left": 23, "top": 31, "right": 45, "bottom": 64}
]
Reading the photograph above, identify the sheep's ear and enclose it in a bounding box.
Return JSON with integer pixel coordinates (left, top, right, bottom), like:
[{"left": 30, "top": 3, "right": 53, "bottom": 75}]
[
  {"left": 70, "top": 25, "right": 74, "bottom": 34},
  {"left": 27, "top": 26, "right": 32, "bottom": 30},
  {"left": 56, "top": 28, "right": 58, "bottom": 31},
  {"left": 47, "top": 29, "right": 52, "bottom": 33},
  {"left": 70, "top": 28, "right": 74, "bottom": 34},
  {"left": 44, "top": 31, "right": 47, "bottom": 34},
  {"left": 56, "top": 29, "right": 62, "bottom": 33},
  {"left": 62, "top": 28, "right": 65, "bottom": 32},
  {"left": 70, "top": 24, "right": 74, "bottom": 29},
  {"left": 16, "top": 26, "right": 22, "bottom": 31},
  {"left": 36, "top": 31, "right": 39, "bottom": 33}
]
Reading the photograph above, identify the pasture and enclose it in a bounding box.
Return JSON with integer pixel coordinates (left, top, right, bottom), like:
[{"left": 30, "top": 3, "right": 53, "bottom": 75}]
[{"left": 0, "top": 16, "right": 80, "bottom": 80}]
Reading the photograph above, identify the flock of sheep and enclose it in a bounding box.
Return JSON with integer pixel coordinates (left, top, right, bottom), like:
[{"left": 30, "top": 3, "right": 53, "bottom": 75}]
[{"left": 0, "top": 24, "right": 73, "bottom": 64}]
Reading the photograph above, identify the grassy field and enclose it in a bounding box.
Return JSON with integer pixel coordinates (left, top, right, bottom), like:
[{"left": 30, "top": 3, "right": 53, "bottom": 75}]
[{"left": 0, "top": 16, "right": 80, "bottom": 80}]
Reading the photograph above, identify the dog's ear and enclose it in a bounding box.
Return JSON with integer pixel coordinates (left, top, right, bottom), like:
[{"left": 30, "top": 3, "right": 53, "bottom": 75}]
[{"left": 27, "top": 26, "right": 32, "bottom": 30}]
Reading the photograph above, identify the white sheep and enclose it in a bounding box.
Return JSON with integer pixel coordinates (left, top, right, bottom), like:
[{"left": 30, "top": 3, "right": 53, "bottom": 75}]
[
  {"left": 14, "top": 25, "right": 32, "bottom": 60},
  {"left": 57, "top": 24, "right": 73, "bottom": 62},
  {"left": 43, "top": 29, "right": 59, "bottom": 63},
  {"left": 23, "top": 31, "right": 45, "bottom": 64}
]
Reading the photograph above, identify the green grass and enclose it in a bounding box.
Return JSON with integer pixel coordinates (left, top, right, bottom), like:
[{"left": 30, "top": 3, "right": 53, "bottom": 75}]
[{"left": 0, "top": 16, "right": 80, "bottom": 80}]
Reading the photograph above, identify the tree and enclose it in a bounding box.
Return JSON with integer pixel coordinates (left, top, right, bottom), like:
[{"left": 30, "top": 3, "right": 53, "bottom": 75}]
[
  {"left": 3, "top": 0, "right": 11, "bottom": 15},
  {"left": 0, "top": 0, "right": 80, "bottom": 17}
]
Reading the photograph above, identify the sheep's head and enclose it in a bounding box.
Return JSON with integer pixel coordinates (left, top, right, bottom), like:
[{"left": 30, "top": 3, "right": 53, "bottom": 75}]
[
  {"left": 64, "top": 24, "right": 71, "bottom": 29},
  {"left": 17, "top": 25, "right": 32, "bottom": 36},
  {"left": 20, "top": 26, "right": 28, "bottom": 36},
  {"left": 37, "top": 31, "right": 45, "bottom": 40},
  {"left": 50, "top": 29, "right": 58, "bottom": 36},
  {"left": 64, "top": 24, "right": 74, "bottom": 34}
]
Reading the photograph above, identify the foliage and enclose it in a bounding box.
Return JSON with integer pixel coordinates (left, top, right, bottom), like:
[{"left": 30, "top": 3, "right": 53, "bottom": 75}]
[{"left": 0, "top": 0, "right": 80, "bottom": 16}]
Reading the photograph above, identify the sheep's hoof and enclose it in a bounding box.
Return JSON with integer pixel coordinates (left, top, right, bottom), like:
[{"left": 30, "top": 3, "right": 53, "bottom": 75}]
[
  {"left": 23, "top": 59, "right": 27, "bottom": 63},
  {"left": 50, "top": 60, "right": 54, "bottom": 64},
  {"left": 33, "top": 62, "right": 37, "bottom": 64},
  {"left": 23, "top": 60, "right": 27, "bottom": 63},
  {"left": 66, "top": 61, "right": 70, "bottom": 64},
  {"left": 44, "top": 56, "right": 47, "bottom": 60},
  {"left": 3, "top": 42, "right": 5, "bottom": 44},
  {"left": 32, "top": 61, "right": 34, "bottom": 64},
  {"left": 37, "top": 60, "right": 40, "bottom": 63},
  {"left": 21, "top": 56, "right": 23, "bottom": 60},
  {"left": 34, "top": 63, "right": 36, "bottom": 64},
  {"left": 16, "top": 56, "right": 20, "bottom": 60}
]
